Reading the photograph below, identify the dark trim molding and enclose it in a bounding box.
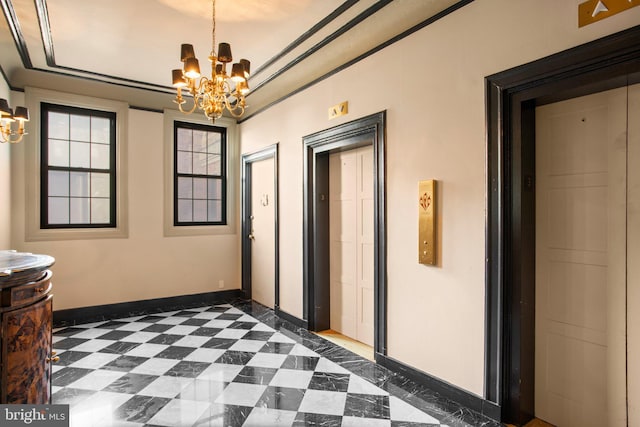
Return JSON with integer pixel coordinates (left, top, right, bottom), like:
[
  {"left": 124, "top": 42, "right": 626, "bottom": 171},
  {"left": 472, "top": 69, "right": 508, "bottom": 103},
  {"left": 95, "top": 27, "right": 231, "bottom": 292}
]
[
  {"left": 0, "top": 0, "right": 33, "bottom": 68},
  {"left": 302, "top": 111, "right": 386, "bottom": 354},
  {"left": 241, "top": 144, "right": 280, "bottom": 305},
  {"left": 34, "top": 0, "right": 54, "bottom": 66},
  {"left": 250, "top": 0, "right": 359, "bottom": 79},
  {"left": 249, "top": 0, "right": 393, "bottom": 95},
  {"left": 239, "top": 0, "right": 473, "bottom": 123},
  {"left": 53, "top": 289, "right": 245, "bottom": 327},
  {"left": 377, "top": 354, "right": 500, "bottom": 421},
  {"left": 274, "top": 306, "right": 308, "bottom": 329},
  {"left": 485, "top": 24, "right": 640, "bottom": 424}
]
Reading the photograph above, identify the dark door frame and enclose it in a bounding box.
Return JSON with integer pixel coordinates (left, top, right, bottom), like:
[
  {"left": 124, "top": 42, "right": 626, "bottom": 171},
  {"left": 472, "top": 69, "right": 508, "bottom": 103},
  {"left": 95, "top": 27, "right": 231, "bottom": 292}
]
[
  {"left": 241, "top": 143, "right": 279, "bottom": 307},
  {"left": 485, "top": 25, "right": 640, "bottom": 424},
  {"left": 302, "top": 111, "right": 387, "bottom": 355}
]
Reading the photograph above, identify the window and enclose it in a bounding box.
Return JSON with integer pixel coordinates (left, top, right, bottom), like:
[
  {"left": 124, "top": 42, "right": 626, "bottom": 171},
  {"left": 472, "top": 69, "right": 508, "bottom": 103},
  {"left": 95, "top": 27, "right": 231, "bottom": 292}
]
[
  {"left": 40, "top": 103, "right": 116, "bottom": 228},
  {"left": 174, "top": 121, "right": 226, "bottom": 225}
]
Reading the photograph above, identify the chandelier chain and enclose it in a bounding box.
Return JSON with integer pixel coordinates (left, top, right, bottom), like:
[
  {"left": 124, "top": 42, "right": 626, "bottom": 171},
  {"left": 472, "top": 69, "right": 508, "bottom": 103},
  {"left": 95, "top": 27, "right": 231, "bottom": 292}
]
[{"left": 211, "top": 0, "right": 216, "bottom": 56}]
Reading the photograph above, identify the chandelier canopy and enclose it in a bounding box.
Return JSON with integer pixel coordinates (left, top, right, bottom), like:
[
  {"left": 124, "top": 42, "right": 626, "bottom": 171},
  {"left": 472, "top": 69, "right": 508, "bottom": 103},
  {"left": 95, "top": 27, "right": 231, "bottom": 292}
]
[
  {"left": 0, "top": 98, "right": 29, "bottom": 144},
  {"left": 171, "top": 0, "right": 250, "bottom": 121}
]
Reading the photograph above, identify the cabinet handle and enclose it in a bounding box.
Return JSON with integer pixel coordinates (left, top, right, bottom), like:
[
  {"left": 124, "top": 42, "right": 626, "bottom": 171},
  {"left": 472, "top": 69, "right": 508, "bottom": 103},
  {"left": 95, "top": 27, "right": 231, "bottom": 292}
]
[{"left": 46, "top": 354, "right": 60, "bottom": 363}]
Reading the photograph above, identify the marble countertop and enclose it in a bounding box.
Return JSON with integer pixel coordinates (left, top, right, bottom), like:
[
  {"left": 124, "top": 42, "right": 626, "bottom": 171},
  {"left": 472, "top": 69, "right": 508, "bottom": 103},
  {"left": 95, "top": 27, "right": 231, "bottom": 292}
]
[{"left": 0, "top": 250, "right": 55, "bottom": 279}]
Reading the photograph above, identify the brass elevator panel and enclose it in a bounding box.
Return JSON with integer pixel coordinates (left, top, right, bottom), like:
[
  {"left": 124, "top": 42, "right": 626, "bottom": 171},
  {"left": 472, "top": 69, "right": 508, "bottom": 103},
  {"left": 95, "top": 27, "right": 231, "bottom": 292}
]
[{"left": 418, "top": 180, "right": 436, "bottom": 265}]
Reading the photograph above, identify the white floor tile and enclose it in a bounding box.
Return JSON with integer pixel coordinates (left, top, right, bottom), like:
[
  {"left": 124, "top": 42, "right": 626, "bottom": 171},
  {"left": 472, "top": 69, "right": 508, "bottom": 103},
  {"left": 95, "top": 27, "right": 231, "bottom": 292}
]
[
  {"left": 229, "top": 339, "right": 267, "bottom": 352},
  {"left": 289, "top": 344, "right": 320, "bottom": 357},
  {"left": 251, "top": 323, "right": 276, "bottom": 333},
  {"left": 124, "top": 343, "right": 168, "bottom": 358},
  {"left": 69, "top": 391, "right": 134, "bottom": 427},
  {"left": 341, "top": 416, "right": 391, "bottom": 426},
  {"left": 247, "top": 353, "right": 287, "bottom": 369},
  {"left": 184, "top": 348, "right": 226, "bottom": 363},
  {"left": 130, "top": 357, "right": 179, "bottom": 375},
  {"left": 172, "top": 335, "right": 211, "bottom": 348},
  {"left": 192, "top": 311, "right": 221, "bottom": 320},
  {"left": 72, "top": 328, "right": 113, "bottom": 340},
  {"left": 164, "top": 325, "right": 199, "bottom": 335},
  {"left": 267, "top": 333, "right": 296, "bottom": 344},
  {"left": 179, "top": 379, "right": 227, "bottom": 402},
  {"left": 214, "top": 382, "right": 267, "bottom": 407},
  {"left": 268, "top": 369, "right": 314, "bottom": 389},
  {"left": 69, "top": 352, "right": 120, "bottom": 370},
  {"left": 215, "top": 328, "right": 249, "bottom": 339},
  {"left": 67, "top": 369, "right": 126, "bottom": 391},
  {"left": 146, "top": 397, "right": 210, "bottom": 427},
  {"left": 203, "top": 319, "right": 234, "bottom": 328},
  {"left": 116, "top": 322, "right": 153, "bottom": 331},
  {"left": 197, "top": 363, "right": 244, "bottom": 382},
  {"left": 122, "top": 331, "right": 160, "bottom": 343},
  {"left": 297, "top": 389, "right": 347, "bottom": 416},
  {"left": 315, "top": 358, "right": 350, "bottom": 374},
  {"left": 243, "top": 407, "right": 297, "bottom": 427},
  {"left": 156, "top": 316, "right": 187, "bottom": 325},
  {"left": 137, "top": 376, "right": 193, "bottom": 399}
]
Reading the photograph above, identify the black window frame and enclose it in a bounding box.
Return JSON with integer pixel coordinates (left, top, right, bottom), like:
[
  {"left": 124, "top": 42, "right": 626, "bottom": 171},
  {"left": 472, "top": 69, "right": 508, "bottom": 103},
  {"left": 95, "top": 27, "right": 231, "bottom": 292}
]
[
  {"left": 173, "top": 120, "right": 227, "bottom": 226},
  {"left": 40, "top": 103, "right": 117, "bottom": 229}
]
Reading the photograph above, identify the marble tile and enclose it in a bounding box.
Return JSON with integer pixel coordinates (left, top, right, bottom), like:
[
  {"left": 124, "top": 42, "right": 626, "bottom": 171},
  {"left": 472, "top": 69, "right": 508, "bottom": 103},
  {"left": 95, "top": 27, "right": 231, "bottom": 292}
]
[
  {"left": 124, "top": 343, "right": 169, "bottom": 358},
  {"left": 256, "top": 385, "right": 305, "bottom": 411},
  {"left": 194, "top": 403, "right": 252, "bottom": 427},
  {"left": 130, "top": 358, "right": 179, "bottom": 376},
  {"left": 281, "top": 355, "right": 320, "bottom": 371},
  {"left": 147, "top": 334, "right": 183, "bottom": 345},
  {"left": 115, "top": 322, "right": 151, "bottom": 332},
  {"left": 243, "top": 330, "right": 276, "bottom": 341},
  {"left": 172, "top": 335, "right": 211, "bottom": 348},
  {"left": 342, "top": 416, "right": 391, "bottom": 426},
  {"left": 229, "top": 338, "right": 269, "bottom": 353},
  {"left": 215, "top": 350, "right": 255, "bottom": 365},
  {"left": 268, "top": 369, "right": 314, "bottom": 389},
  {"left": 243, "top": 407, "right": 297, "bottom": 427},
  {"left": 51, "top": 387, "right": 96, "bottom": 405},
  {"left": 203, "top": 319, "right": 235, "bottom": 329},
  {"left": 215, "top": 328, "right": 249, "bottom": 340},
  {"left": 348, "top": 374, "right": 389, "bottom": 396},
  {"left": 146, "top": 397, "right": 211, "bottom": 427},
  {"left": 183, "top": 347, "right": 226, "bottom": 363},
  {"left": 137, "top": 376, "right": 193, "bottom": 399},
  {"left": 234, "top": 366, "right": 278, "bottom": 385},
  {"left": 192, "top": 311, "right": 222, "bottom": 320},
  {"left": 308, "top": 372, "right": 351, "bottom": 393},
  {"left": 259, "top": 341, "right": 295, "bottom": 354},
  {"left": 96, "top": 330, "right": 134, "bottom": 341},
  {"left": 66, "top": 369, "right": 126, "bottom": 391},
  {"left": 178, "top": 379, "right": 227, "bottom": 402},
  {"left": 114, "top": 395, "right": 171, "bottom": 424},
  {"left": 202, "top": 337, "right": 236, "bottom": 349},
  {"left": 103, "top": 373, "right": 159, "bottom": 394},
  {"left": 99, "top": 341, "right": 141, "bottom": 354},
  {"left": 246, "top": 352, "right": 288, "bottom": 369},
  {"left": 197, "top": 363, "right": 245, "bottom": 382},
  {"left": 293, "top": 412, "right": 343, "bottom": 426},
  {"left": 164, "top": 324, "right": 199, "bottom": 335},
  {"left": 155, "top": 345, "right": 196, "bottom": 360},
  {"left": 389, "top": 396, "right": 442, "bottom": 425},
  {"left": 52, "top": 367, "right": 93, "bottom": 387},
  {"left": 56, "top": 350, "right": 92, "bottom": 366},
  {"left": 141, "top": 323, "right": 174, "bottom": 333},
  {"left": 72, "top": 328, "right": 113, "bottom": 339},
  {"left": 344, "top": 393, "right": 390, "bottom": 419},
  {"left": 101, "top": 355, "right": 149, "bottom": 372},
  {"left": 180, "top": 318, "right": 209, "bottom": 326},
  {"left": 156, "top": 316, "right": 188, "bottom": 325},
  {"left": 69, "top": 391, "right": 134, "bottom": 427},
  {"left": 214, "top": 382, "right": 267, "bottom": 407},
  {"left": 122, "top": 331, "right": 161, "bottom": 343},
  {"left": 189, "top": 326, "right": 223, "bottom": 337},
  {"left": 53, "top": 337, "right": 90, "bottom": 350},
  {"left": 297, "top": 389, "right": 347, "bottom": 416},
  {"left": 164, "top": 360, "right": 211, "bottom": 378}
]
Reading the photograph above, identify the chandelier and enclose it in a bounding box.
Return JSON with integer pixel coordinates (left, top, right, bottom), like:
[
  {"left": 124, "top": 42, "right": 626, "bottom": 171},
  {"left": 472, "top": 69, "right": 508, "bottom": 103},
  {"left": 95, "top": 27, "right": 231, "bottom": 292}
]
[
  {"left": 171, "top": 0, "right": 250, "bottom": 121},
  {"left": 0, "top": 98, "right": 29, "bottom": 144}
]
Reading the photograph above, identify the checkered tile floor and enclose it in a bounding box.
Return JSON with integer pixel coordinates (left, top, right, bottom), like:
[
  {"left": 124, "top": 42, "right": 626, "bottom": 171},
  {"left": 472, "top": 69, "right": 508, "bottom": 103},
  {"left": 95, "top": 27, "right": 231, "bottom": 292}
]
[{"left": 52, "top": 304, "right": 447, "bottom": 426}]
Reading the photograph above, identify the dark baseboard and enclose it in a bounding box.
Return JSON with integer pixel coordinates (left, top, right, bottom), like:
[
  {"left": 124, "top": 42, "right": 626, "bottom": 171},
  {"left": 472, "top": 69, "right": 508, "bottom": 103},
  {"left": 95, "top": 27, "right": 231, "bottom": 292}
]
[
  {"left": 53, "top": 289, "right": 245, "bottom": 327},
  {"left": 274, "top": 306, "right": 308, "bottom": 329},
  {"left": 376, "top": 353, "right": 501, "bottom": 422}
]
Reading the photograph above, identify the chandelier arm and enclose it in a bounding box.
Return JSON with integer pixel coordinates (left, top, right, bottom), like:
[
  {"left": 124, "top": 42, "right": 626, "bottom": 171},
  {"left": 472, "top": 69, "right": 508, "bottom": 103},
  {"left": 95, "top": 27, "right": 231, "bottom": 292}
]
[{"left": 177, "top": 97, "right": 199, "bottom": 115}]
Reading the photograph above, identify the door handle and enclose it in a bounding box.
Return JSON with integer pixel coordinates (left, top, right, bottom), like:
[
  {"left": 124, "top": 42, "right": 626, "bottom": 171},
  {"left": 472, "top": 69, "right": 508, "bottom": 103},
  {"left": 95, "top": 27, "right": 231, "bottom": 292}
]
[{"left": 248, "top": 233, "right": 255, "bottom": 240}]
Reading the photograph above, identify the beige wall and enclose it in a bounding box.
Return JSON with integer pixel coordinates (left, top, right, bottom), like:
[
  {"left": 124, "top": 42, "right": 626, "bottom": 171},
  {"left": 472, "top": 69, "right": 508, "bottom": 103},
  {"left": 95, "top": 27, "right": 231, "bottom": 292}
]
[
  {"left": 0, "top": 80, "right": 10, "bottom": 249},
  {"left": 239, "top": 1, "right": 640, "bottom": 396},
  {"left": 10, "top": 106, "right": 240, "bottom": 310}
]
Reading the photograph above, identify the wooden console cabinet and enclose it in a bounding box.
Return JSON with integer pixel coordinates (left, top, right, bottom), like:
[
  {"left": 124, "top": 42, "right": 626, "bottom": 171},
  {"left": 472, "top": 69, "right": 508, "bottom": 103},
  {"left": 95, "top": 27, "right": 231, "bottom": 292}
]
[{"left": 0, "top": 250, "right": 55, "bottom": 404}]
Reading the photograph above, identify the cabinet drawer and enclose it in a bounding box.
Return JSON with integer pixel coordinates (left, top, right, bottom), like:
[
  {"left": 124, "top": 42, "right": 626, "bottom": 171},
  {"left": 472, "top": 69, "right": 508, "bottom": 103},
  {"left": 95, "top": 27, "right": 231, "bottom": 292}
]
[{"left": 1, "top": 270, "right": 52, "bottom": 308}]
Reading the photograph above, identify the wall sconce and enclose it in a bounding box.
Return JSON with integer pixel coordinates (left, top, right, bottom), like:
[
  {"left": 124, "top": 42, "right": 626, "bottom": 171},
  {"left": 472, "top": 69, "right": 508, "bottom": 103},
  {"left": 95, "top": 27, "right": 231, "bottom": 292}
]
[{"left": 0, "top": 98, "right": 29, "bottom": 144}]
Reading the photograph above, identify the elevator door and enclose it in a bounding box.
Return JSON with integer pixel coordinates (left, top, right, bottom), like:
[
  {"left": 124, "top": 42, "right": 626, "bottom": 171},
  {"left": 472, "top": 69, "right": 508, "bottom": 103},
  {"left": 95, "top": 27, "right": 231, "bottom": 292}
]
[
  {"left": 329, "top": 146, "right": 374, "bottom": 346},
  {"left": 535, "top": 87, "right": 629, "bottom": 426}
]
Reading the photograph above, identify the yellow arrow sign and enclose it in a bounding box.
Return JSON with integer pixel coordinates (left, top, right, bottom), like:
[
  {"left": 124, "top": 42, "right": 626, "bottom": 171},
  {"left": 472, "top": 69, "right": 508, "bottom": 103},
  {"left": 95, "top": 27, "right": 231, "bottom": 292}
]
[{"left": 579, "top": 0, "right": 640, "bottom": 27}]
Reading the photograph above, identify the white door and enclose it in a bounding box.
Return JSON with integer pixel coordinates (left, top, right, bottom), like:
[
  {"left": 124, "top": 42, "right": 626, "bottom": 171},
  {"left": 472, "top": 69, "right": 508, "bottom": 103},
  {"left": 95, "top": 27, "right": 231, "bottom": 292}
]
[
  {"left": 329, "top": 145, "right": 374, "bottom": 346},
  {"left": 535, "top": 87, "right": 628, "bottom": 426},
  {"left": 250, "top": 157, "right": 275, "bottom": 308}
]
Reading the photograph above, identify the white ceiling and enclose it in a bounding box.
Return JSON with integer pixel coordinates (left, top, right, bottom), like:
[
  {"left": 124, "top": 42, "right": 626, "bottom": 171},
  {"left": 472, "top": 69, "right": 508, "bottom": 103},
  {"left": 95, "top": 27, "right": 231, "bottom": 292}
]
[{"left": 0, "top": 0, "right": 467, "bottom": 120}]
